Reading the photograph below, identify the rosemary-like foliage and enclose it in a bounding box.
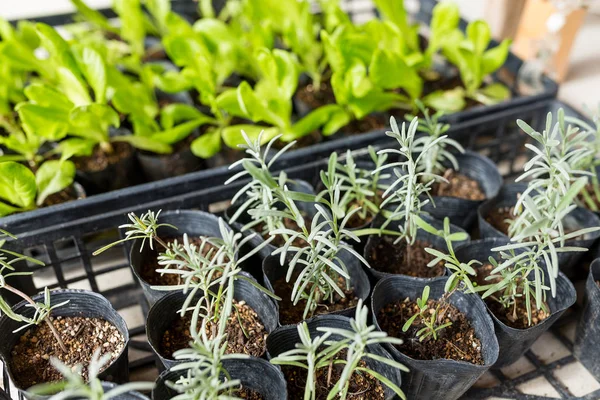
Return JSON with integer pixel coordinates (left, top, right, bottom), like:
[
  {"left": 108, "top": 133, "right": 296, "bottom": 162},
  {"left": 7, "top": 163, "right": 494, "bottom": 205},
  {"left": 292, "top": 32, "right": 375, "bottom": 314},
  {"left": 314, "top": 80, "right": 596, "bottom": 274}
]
[
  {"left": 0, "top": 232, "right": 68, "bottom": 352},
  {"left": 271, "top": 300, "right": 407, "bottom": 400},
  {"left": 409, "top": 102, "right": 464, "bottom": 179},
  {"left": 401, "top": 286, "right": 452, "bottom": 342},
  {"left": 168, "top": 331, "right": 247, "bottom": 400},
  {"left": 28, "top": 349, "right": 154, "bottom": 399},
  {"left": 318, "top": 147, "right": 389, "bottom": 222},
  {"left": 375, "top": 116, "right": 445, "bottom": 245},
  {"left": 479, "top": 111, "right": 599, "bottom": 324}
]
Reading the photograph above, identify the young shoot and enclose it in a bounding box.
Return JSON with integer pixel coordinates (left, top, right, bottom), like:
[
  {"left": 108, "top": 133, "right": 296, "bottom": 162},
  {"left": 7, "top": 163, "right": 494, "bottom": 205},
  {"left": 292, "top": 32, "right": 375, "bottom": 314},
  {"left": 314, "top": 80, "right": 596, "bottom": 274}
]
[
  {"left": 167, "top": 331, "right": 247, "bottom": 400},
  {"left": 271, "top": 300, "right": 407, "bottom": 400},
  {"left": 28, "top": 349, "right": 154, "bottom": 398},
  {"left": 401, "top": 286, "right": 452, "bottom": 342},
  {"left": 0, "top": 233, "right": 68, "bottom": 352},
  {"left": 317, "top": 147, "right": 389, "bottom": 223},
  {"left": 375, "top": 116, "right": 445, "bottom": 245},
  {"left": 409, "top": 102, "right": 464, "bottom": 180}
]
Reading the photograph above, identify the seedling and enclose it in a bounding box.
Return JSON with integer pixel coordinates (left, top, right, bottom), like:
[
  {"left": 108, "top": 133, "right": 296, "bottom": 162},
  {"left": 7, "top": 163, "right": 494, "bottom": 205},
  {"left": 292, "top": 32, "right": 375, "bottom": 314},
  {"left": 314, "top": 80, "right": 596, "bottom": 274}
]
[
  {"left": 28, "top": 349, "right": 154, "bottom": 398},
  {"left": 271, "top": 300, "right": 407, "bottom": 400},
  {"left": 0, "top": 231, "right": 68, "bottom": 352},
  {"left": 401, "top": 286, "right": 452, "bottom": 342}
]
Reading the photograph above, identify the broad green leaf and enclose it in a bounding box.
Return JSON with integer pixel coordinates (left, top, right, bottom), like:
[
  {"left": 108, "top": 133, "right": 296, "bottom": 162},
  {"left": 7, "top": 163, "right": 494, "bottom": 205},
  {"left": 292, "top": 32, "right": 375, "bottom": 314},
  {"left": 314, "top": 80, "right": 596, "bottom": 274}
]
[
  {"left": 70, "top": 0, "right": 119, "bottom": 34},
  {"left": 57, "top": 66, "right": 92, "bottom": 106},
  {"left": 322, "top": 108, "right": 352, "bottom": 136},
  {"left": 35, "top": 160, "right": 76, "bottom": 206},
  {"left": 69, "top": 104, "right": 119, "bottom": 143},
  {"left": 73, "top": 47, "right": 107, "bottom": 103},
  {"left": 472, "top": 83, "right": 510, "bottom": 105},
  {"left": 372, "top": 0, "right": 418, "bottom": 50},
  {"left": 466, "top": 20, "right": 491, "bottom": 55},
  {"left": 55, "top": 138, "right": 97, "bottom": 158},
  {"left": 428, "top": 2, "right": 460, "bottom": 54},
  {"left": 422, "top": 88, "right": 466, "bottom": 112},
  {"left": 482, "top": 39, "right": 511, "bottom": 76},
  {"left": 112, "top": 135, "right": 172, "bottom": 154},
  {"left": 16, "top": 103, "right": 70, "bottom": 141},
  {"left": 149, "top": 119, "right": 206, "bottom": 145},
  {"left": 347, "top": 90, "right": 405, "bottom": 119},
  {"left": 288, "top": 104, "right": 344, "bottom": 141},
  {"left": 191, "top": 127, "right": 221, "bottom": 159},
  {"left": 24, "top": 84, "right": 73, "bottom": 111},
  {"left": 114, "top": 0, "right": 146, "bottom": 57},
  {"left": 370, "top": 48, "right": 422, "bottom": 99},
  {"left": 0, "top": 162, "right": 36, "bottom": 209},
  {"left": 0, "top": 201, "right": 22, "bottom": 217},
  {"left": 160, "top": 104, "right": 215, "bottom": 129}
]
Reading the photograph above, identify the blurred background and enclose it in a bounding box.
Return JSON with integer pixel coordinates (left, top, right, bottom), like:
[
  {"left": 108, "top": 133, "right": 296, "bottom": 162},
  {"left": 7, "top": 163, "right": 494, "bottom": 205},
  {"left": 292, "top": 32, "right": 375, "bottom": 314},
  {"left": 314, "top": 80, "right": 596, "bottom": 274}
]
[{"left": 1, "top": 0, "right": 599, "bottom": 110}]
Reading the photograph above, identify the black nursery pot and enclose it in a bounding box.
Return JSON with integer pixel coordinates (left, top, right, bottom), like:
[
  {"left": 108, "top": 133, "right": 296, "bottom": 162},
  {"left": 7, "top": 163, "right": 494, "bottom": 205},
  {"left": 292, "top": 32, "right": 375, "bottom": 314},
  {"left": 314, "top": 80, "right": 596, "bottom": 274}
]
[
  {"left": 478, "top": 183, "right": 600, "bottom": 278},
  {"left": 75, "top": 129, "right": 143, "bottom": 195},
  {"left": 129, "top": 210, "right": 234, "bottom": 306},
  {"left": 455, "top": 238, "right": 577, "bottom": 368},
  {"left": 574, "top": 258, "right": 600, "bottom": 380},
  {"left": 146, "top": 275, "right": 279, "bottom": 369},
  {"left": 363, "top": 213, "right": 470, "bottom": 282},
  {"left": 371, "top": 275, "right": 498, "bottom": 400},
  {"left": 423, "top": 150, "right": 502, "bottom": 230},
  {"left": 224, "top": 179, "right": 316, "bottom": 270},
  {"left": 0, "top": 389, "right": 9, "bottom": 400},
  {"left": 151, "top": 357, "right": 286, "bottom": 400},
  {"left": 266, "top": 314, "right": 402, "bottom": 400},
  {"left": 262, "top": 247, "right": 370, "bottom": 325},
  {"left": 0, "top": 290, "right": 130, "bottom": 393}
]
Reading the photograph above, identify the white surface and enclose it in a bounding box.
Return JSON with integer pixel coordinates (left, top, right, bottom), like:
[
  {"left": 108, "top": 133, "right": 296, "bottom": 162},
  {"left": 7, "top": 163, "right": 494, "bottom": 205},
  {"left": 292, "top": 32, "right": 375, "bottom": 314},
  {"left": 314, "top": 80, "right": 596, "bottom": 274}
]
[{"left": 0, "top": 0, "right": 111, "bottom": 19}]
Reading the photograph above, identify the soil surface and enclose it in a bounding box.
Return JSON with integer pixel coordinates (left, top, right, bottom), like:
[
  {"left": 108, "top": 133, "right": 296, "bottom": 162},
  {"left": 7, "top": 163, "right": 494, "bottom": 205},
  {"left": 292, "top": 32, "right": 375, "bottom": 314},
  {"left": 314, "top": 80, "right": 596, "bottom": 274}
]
[
  {"left": 74, "top": 142, "right": 133, "bottom": 173},
  {"left": 273, "top": 275, "right": 359, "bottom": 325},
  {"left": 377, "top": 298, "right": 484, "bottom": 364},
  {"left": 486, "top": 206, "right": 515, "bottom": 236},
  {"left": 366, "top": 236, "right": 445, "bottom": 278},
  {"left": 344, "top": 200, "right": 376, "bottom": 229},
  {"left": 42, "top": 185, "right": 83, "bottom": 207},
  {"left": 474, "top": 263, "right": 549, "bottom": 329},
  {"left": 140, "top": 236, "right": 215, "bottom": 286},
  {"left": 256, "top": 214, "right": 312, "bottom": 248},
  {"left": 160, "top": 300, "right": 267, "bottom": 358},
  {"left": 296, "top": 80, "right": 336, "bottom": 110},
  {"left": 237, "top": 387, "right": 264, "bottom": 400},
  {"left": 432, "top": 169, "right": 486, "bottom": 201},
  {"left": 282, "top": 356, "right": 385, "bottom": 399},
  {"left": 339, "top": 114, "right": 388, "bottom": 136},
  {"left": 10, "top": 316, "right": 124, "bottom": 388}
]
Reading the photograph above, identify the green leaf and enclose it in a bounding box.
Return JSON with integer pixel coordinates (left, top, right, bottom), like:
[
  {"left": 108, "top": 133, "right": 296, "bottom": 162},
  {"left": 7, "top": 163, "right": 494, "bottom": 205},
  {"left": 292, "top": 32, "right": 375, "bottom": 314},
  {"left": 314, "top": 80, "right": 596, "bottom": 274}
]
[
  {"left": 57, "top": 66, "right": 92, "bottom": 106},
  {"left": 24, "top": 84, "right": 73, "bottom": 111},
  {"left": 482, "top": 39, "right": 511, "bottom": 76},
  {"left": 112, "top": 135, "right": 172, "bottom": 154},
  {"left": 55, "top": 138, "right": 97, "bottom": 158},
  {"left": 70, "top": 0, "right": 119, "bottom": 34},
  {"left": 73, "top": 47, "right": 107, "bottom": 103},
  {"left": 69, "top": 104, "right": 119, "bottom": 143},
  {"left": 35, "top": 160, "right": 76, "bottom": 206},
  {"left": 467, "top": 20, "right": 491, "bottom": 55},
  {"left": 288, "top": 105, "right": 343, "bottom": 141},
  {"left": 160, "top": 104, "right": 214, "bottom": 129},
  {"left": 114, "top": 0, "right": 146, "bottom": 57},
  {"left": 370, "top": 48, "right": 422, "bottom": 99},
  {"left": 372, "top": 0, "right": 418, "bottom": 50},
  {"left": 0, "top": 162, "right": 36, "bottom": 209},
  {"left": 472, "top": 83, "right": 510, "bottom": 105},
  {"left": 0, "top": 201, "right": 22, "bottom": 217},
  {"left": 16, "top": 103, "right": 70, "bottom": 141},
  {"left": 149, "top": 119, "right": 205, "bottom": 145},
  {"left": 191, "top": 127, "right": 222, "bottom": 159},
  {"left": 422, "top": 88, "right": 466, "bottom": 112}
]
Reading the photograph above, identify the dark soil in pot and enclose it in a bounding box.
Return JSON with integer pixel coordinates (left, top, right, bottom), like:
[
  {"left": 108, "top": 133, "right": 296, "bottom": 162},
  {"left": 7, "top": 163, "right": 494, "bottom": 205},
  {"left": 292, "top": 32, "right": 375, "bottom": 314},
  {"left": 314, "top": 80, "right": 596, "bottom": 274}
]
[
  {"left": 146, "top": 276, "right": 278, "bottom": 369},
  {"left": 266, "top": 315, "right": 401, "bottom": 400},
  {"left": 128, "top": 210, "right": 234, "bottom": 305},
  {"left": 262, "top": 248, "right": 370, "bottom": 325},
  {"left": 0, "top": 290, "right": 130, "bottom": 391},
  {"left": 41, "top": 183, "right": 86, "bottom": 207},
  {"left": 160, "top": 298, "right": 267, "bottom": 359},
  {"left": 364, "top": 213, "right": 469, "bottom": 281},
  {"left": 371, "top": 275, "right": 498, "bottom": 400},
  {"left": 478, "top": 183, "right": 600, "bottom": 279},
  {"left": 574, "top": 258, "right": 600, "bottom": 380},
  {"left": 377, "top": 297, "right": 484, "bottom": 364},
  {"left": 152, "top": 357, "right": 286, "bottom": 400},
  {"left": 137, "top": 132, "right": 204, "bottom": 181},
  {"left": 423, "top": 151, "right": 502, "bottom": 230},
  {"left": 455, "top": 238, "right": 577, "bottom": 368},
  {"left": 74, "top": 137, "right": 142, "bottom": 194},
  {"left": 337, "top": 114, "right": 388, "bottom": 137},
  {"left": 294, "top": 79, "right": 335, "bottom": 117}
]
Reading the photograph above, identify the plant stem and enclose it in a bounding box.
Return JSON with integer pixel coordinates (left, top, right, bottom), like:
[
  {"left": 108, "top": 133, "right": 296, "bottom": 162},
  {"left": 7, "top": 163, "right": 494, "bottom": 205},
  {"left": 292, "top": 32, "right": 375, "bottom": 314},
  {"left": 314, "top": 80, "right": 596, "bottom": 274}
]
[{"left": 3, "top": 285, "right": 68, "bottom": 353}]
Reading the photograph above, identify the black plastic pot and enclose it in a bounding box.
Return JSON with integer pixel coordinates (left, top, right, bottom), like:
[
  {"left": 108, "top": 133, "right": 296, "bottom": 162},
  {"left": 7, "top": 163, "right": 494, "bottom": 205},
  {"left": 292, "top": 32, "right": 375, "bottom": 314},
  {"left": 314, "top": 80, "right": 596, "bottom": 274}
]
[
  {"left": 371, "top": 275, "right": 498, "bottom": 400},
  {"left": 478, "top": 183, "right": 600, "bottom": 278},
  {"left": 455, "top": 238, "right": 577, "bottom": 368},
  {"left": 422, "top": 150, "right": 502, "bottom": 230},
  {"left": 137, "top": 62, "right": 204, "bottom": 181},
  {"left": 74, "top": 129, "right": 143, "bottom": 195},
  {"left": 224, "top": 179, "right": 317, "bottom": 268},
  {"left": 0, "top": 389, "right": 9, "bottom": 400},
  {"left": 129, "top": 210, "right": 235, "bottom": 306},
  {"left": 151, "top": 357, "right": 286, "bottom": 400},
  {"left": 262, "top": 247, "right": 370, "bottom": 325},
  {"left": 363, "top": 213, "right": 470, "bottom": 282},
  {"left": 574, "top": 258, "right": 600, "bottom": 380},
  {"left": 266, "top": 314, "right": 402, "bottom": 400},
  {"left": 146, "top": 275, "right": 278, "bottom": 369},
  {"left": 0, "top": 289, "right": 130, "bottom": 393}
]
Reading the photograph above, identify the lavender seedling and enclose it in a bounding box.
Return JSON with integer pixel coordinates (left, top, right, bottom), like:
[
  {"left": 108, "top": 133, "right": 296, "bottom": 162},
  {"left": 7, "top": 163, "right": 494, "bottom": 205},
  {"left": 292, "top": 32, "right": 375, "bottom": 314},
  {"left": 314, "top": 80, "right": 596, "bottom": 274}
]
[
  {"left": 401, "top": 286, "right": 452, "bottom": 342},
  {"left": 270, "top": 300, "right": 407, "bottom": 400}
]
